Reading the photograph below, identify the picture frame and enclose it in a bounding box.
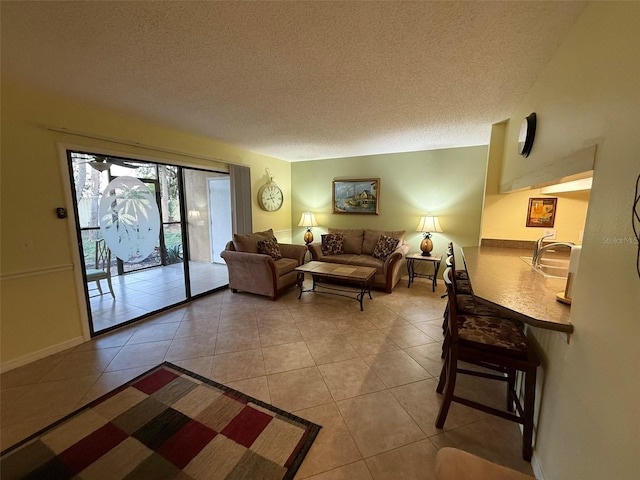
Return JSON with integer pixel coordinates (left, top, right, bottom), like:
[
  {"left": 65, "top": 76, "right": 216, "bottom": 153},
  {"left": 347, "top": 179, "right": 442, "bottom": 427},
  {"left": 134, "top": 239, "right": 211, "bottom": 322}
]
[
  {"left": 332, "top": 178, "right": 380, "bottom": 215},
  {"left": 526, "top": 197, "right": 557, "bottom": 227}
]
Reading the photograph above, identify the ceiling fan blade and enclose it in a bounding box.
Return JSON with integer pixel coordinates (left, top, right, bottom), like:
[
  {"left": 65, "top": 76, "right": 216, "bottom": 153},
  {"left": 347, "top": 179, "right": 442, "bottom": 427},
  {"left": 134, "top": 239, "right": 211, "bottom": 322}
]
[
  {"left": 109, "top": 159, "right": 142, "bottom": 169},
  {"left": 75, "top": 156, "right": 143, "bottom": 171},
  {"left": 88, "top": 160, "right": 113, "bottom": 172}
]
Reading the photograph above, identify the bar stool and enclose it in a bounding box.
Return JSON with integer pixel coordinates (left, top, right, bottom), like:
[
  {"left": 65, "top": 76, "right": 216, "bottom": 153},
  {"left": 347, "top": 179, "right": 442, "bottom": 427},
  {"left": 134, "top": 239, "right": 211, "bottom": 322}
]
[{"left": 436, "top": 267, "right": 540, "bottom": 461}]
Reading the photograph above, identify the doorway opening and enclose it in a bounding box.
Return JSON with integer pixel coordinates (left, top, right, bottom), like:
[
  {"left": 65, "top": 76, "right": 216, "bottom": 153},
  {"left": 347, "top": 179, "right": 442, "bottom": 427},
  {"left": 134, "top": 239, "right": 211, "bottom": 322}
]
[{"left": 67, "top": 150, "right": 232, "bottom": 335}]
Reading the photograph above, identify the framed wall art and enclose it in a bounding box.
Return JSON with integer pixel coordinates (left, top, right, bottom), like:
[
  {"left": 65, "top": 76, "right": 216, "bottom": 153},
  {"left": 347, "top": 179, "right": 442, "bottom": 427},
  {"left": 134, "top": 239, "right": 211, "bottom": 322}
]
[
  {"left": 332, "top": 178, "right": 380, "bottom": 214},
  {"left": 526, "top": 197, "right": 557, "bottom": 227}
]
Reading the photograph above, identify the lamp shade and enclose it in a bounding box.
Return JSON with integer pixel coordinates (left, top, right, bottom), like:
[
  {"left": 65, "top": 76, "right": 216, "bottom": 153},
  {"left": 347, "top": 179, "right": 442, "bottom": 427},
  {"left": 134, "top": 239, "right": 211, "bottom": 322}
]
[
  {"left": 298, "top": 212, "right": 318, "bottom": 228},
  {"left": 416, "top": 216, "right": 443, "bottom": 233}
]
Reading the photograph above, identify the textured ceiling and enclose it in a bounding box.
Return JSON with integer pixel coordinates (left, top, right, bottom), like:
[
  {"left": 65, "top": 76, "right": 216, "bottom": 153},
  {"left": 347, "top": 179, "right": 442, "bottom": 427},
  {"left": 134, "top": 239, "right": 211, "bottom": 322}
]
[{"left": 1, "top": 1, "right": 587, "bottom": 161}]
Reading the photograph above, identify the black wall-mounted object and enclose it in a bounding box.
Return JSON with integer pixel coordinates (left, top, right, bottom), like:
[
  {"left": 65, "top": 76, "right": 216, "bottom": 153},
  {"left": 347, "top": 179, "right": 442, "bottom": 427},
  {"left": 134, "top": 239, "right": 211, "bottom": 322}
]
[
  {"left": 56, "top": 207, "right": 67, "bottom": 219},
  {"left": 518, "top": 112, "right": 537, "bottom": 158}
]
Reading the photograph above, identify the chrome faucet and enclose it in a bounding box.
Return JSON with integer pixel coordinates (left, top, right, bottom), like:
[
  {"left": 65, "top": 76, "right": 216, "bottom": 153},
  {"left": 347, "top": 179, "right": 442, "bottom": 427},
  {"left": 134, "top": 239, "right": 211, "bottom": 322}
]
[
  {"left": 532, "top": 241, "right": 575, "bottom": 267},
  {"left": 531, "top": 233, "right": 555, "bottom": 265}
]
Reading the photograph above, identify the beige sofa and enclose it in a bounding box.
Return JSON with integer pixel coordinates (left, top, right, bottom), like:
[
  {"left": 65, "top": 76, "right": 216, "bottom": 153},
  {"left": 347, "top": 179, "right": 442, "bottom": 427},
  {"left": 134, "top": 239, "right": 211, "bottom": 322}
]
[
  {"left": 308, "top": 228, "right": 410, "bottom": 293},
  {"left": 220, "top": 229, "right": 307, "bottom": 300}
]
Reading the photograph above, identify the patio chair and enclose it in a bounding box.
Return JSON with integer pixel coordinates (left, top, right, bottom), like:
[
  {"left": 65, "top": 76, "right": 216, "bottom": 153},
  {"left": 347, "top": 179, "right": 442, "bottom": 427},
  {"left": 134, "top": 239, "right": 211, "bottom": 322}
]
[{"left": 85, "top": 239, "right": 115, "bottom": 298}]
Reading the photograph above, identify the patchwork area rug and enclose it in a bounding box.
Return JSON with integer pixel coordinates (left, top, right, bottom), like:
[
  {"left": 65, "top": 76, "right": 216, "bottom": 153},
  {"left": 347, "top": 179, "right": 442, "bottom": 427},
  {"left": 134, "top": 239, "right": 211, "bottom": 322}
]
[{"left": 1, "top": 362, "right": 321, "bottom": 479}]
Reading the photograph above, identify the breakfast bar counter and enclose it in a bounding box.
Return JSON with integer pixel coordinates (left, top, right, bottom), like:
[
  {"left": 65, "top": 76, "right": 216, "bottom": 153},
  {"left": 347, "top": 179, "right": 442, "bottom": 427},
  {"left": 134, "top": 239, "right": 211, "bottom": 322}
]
[{"left": 461, "top": 246, "right": 574, "bottom": 334}]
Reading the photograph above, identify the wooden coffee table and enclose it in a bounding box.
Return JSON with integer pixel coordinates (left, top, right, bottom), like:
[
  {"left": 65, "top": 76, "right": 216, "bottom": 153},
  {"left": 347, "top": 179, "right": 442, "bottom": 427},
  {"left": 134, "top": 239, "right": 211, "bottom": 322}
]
[{"left": 295, "top": 261, "right": 376, "bottom": 311}]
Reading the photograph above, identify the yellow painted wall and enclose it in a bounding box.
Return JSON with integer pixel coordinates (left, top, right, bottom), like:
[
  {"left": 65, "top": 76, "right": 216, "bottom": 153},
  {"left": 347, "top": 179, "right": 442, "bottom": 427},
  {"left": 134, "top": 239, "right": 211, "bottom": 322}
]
[
  {"left": 0, "top": 83, "right": 291, "bottom": 367},
  {"left": 482, "top": 122, "right": 590, "bottom": 243},
  {"left": 291, "top": 146, "right": 489, "bottom": 256},
  {"left": 493, "top": 3, "right": 640, "bottom": 479}
]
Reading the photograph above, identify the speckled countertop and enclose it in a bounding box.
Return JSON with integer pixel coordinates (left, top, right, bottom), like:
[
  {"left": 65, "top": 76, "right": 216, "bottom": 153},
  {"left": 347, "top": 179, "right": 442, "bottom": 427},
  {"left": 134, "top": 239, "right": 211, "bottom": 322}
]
[{"left": 462, "top": 246, "right": 574, "bottom": 333}]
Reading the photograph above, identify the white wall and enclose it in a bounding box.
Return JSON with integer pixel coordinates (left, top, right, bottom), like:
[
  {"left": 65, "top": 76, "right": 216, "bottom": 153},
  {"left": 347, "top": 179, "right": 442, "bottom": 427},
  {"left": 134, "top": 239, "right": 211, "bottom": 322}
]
[{"left": 499, "top": 4, "right": 640, "bottom": 479}]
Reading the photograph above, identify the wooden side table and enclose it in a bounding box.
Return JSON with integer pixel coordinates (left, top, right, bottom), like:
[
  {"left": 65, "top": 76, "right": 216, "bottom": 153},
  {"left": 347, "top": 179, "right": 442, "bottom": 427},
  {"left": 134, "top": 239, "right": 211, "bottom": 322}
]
[{"left": 406, "top": 253, "right": 442, "bottom": 292}]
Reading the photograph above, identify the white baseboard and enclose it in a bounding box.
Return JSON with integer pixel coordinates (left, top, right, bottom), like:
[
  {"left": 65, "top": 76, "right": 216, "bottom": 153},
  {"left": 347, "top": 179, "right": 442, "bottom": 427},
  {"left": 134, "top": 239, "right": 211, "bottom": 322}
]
[
  {"left": 531, "top": 452, "right": 545, "bottom": 479},
  {"left": 0, "top": 336, "right": 86, "bottom": 374}
]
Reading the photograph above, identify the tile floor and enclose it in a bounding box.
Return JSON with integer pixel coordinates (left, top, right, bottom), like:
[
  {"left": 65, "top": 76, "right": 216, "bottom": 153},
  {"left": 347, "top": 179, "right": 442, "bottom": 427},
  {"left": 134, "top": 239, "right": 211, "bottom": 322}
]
[
  {"left": 0, "top": 277, "right": 535, "bottom": 479},
  {"left": 89, "top": 262, "right": 229, "bottom": 333}
]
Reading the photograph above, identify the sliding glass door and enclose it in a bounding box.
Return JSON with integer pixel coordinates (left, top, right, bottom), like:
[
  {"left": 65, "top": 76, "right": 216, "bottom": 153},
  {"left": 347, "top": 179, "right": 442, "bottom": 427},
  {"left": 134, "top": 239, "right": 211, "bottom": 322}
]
[{"left": 68, "top": 150, "right": 230, "bottom": 335}]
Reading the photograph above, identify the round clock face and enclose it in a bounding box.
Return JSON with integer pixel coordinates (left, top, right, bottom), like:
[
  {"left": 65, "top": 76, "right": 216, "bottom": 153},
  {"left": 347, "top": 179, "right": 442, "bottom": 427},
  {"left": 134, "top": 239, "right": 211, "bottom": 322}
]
[
  {"left": 259, "top": 184, "right": 283, "bottom": 211},
  {"left": 518, "top": 112, "right": 537, "bottom": 158}
]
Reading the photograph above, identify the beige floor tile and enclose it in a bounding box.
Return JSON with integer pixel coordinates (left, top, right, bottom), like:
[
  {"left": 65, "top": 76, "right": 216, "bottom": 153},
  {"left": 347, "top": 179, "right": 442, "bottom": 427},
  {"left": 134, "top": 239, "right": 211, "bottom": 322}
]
[
  {"left": 220, "top": 303, "right": 256, "bottom": 317},
  {"left": 259, "top": 323, "right": 304, "bottom": 347},
  {"left": 214, "top": 327, "right": 261, "bottom": 354},
  {"left": 251, "top": 297, "right": 292, "bottom": 312},
  {"left": 331, "top": 314, "right": 378, "bottom": 334},
  {"left": 395, "top": 305, "right": 438, "bottom": 324},
  {"left": 72, "top": 327, "right": 136, "bottom": 351},
  {"left": 336, "top": 390, "right": 425, "bottom": 457},
  {"left": 365, "top": 440, "right": 438, "bottom": 480},
  {"left": 429, "top": 416, "right": 535, "bottom": 476},
  {"left": 289, "top": 306, "right": 331, "bottom": 324},
  {"left": 298, "top": 461, "right": 373, "bottom": 480},
  {"left": 174, "top": 317, "right": 220, "bottom": 338},
  {"left": 181, "top": 308, "right": 220, "bottom": 323},
  {"left": 365, "top": 310, "right": 409, "bottom": 329},
  {"left": 257, "top": 311, "right": 296, "bottom": 329},
  {"left": 1, "top": 375, "right": 100, "bottom": 426},
  {"left": 226, "top": 376, "right": 271, "bottom": 404},
  {"left": 345, "top": 330, "right": 400, "bottom": 356},
  {"left": 1, "top": 287, "right": 536, "bottom": 474},
  {"left": 1, "top": 385, "right": 29, "bottom": 416},
  {"left": 0, "top": 351, "right": 68, "bottom": 389},
  {"left": 362, "top": 350, "right": 430, "bottom": 388},
  {"left": 389, "top": 379, "right": 486, "bottom": 437},
  {"left": 268, "top": 367, "right": 333, "bottom": 412},
  {"left": 296, "top": 319, "right": 340, "bottom": 340},
  {"left": 380, "top": 324, "right": 436, "bottom": 348},
  {"left": 211, "top": 348, "right": 266, "bottom": 383},
  {"left": 404, "top": 342, "right": 445, "bottom": 377},
  {"left": 305, "top": 335, "right": 360, "bottom": 365},
  {"left": 262, "top": 341, "right": 316, "bottom": 374},
  {"left": 450, "top": 365, "right": 512, "bottom": 412},
  {"left": 39, "top": 347, "right": 122, "bottom": 383},
  {"left": 77, "top": 366, "right": 153, "bottom": 406},
  {"left": 105, "top": 340, "right": 171, "bottom": 372},
  {"left": 317, "top": 358, "right": 386, "bottom": 401},
  {"left": 140, "top": 307, "right": 186, "bottom": 325},
  {"left": 165, "top": 334, "right": 216, "bottom": 361},
  {"left": 412, "top": 321, "right": 445, "bottom": 341},
  {"left": 218, "top": 313, "right": 259, "bottom": 333},
  {"left": 294, "top": 403, "right": 363, "bottom": 478},
  {"left": 168, "top": 356, "right": 214, "bottom": 379},
  {"left": 402, "top": 301, "right": 446, "bottom": 322},
  {"left": 186, "top": 295, "right": 224, "bottom": 312},
  {"left": 126, "top": 321, "right": 180, "bottom": 344}
]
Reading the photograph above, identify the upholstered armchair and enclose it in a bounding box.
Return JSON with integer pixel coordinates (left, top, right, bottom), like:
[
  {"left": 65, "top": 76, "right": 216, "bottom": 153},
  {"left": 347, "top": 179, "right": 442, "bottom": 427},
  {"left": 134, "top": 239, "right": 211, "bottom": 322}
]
[{"left": 220, "top": 229, "right": 307, "bottom": 300}]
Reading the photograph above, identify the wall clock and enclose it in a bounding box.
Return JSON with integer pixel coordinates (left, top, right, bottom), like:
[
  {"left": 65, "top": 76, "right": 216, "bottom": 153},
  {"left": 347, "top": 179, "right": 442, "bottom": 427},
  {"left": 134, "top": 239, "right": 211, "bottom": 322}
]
[
  {"left": 518, "top": 112, "right": 537, "bottom": 158},
  {"left": 258, "top": 174, "right": 284, "bottom": 212}
]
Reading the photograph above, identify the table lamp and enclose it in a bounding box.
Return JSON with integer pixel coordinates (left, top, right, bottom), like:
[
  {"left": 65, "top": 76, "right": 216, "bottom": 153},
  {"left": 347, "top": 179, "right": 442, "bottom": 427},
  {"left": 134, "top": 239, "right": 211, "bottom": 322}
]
[
  {"left": 298, "top": 212, "right": 318, "bottom": 245},
  {"left": 416, "top": 215, "right": 443, "bottom": 256}
]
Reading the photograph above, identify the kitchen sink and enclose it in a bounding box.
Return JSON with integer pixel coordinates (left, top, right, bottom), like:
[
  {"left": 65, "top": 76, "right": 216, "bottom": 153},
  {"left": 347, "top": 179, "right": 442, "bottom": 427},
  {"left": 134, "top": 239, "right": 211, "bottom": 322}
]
[{"left": 520, "top": 256, "right": 569, "bottom": 279}]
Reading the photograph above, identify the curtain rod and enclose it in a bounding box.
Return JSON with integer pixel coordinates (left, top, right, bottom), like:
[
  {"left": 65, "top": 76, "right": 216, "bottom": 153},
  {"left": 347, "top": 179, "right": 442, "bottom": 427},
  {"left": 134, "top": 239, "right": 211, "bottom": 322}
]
[{"left": 44, "top": 125, "right": 247, "bottom": 166}]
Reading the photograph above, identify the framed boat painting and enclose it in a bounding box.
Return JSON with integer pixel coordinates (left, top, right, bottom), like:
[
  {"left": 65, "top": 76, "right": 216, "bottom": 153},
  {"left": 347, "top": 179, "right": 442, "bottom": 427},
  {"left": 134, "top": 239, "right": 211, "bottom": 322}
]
[
  {"left": 526, "top": 197, "right": 557, "bottom": 227},
  {"left": 332, "top": 178, "right": 380, "bottom": 215}
]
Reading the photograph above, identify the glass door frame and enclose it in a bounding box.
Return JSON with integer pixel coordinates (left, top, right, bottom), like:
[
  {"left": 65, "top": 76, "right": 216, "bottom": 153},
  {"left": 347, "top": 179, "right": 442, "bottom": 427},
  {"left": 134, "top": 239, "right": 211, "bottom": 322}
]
[{"left": 66, "top": 149, "right": 229, "bottom": 337}]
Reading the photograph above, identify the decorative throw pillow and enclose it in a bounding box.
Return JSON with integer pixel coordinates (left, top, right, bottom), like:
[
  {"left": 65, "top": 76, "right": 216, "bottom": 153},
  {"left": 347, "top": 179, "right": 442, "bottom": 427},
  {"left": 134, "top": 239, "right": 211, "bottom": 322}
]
[
  {"left": 372, "top": 235, "right": 399, "bottom": 261},
  {"left": 321, "top": 233, "right": 344, "bottom": 256},
  {"left": 233, "top": 229, "right": 276, "bottom": 253},
  {"left": 257, "top": 238, "right": 282, "bottom": 260}
]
